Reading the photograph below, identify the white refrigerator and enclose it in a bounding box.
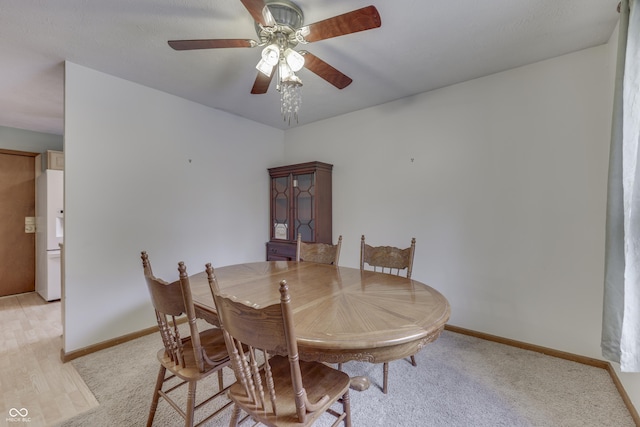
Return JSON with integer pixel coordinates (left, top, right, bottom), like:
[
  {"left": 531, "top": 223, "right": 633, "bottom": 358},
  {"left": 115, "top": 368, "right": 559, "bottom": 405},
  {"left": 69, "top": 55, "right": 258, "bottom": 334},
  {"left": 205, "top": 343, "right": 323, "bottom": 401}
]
[{"left": 36, "top": 169, "right": 64, "bottom": 301}]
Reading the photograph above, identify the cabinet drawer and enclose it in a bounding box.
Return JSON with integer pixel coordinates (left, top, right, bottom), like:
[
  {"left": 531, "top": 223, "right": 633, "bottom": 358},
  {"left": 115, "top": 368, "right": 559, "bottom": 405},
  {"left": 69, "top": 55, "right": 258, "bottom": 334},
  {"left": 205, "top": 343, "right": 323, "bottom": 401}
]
[{"left": 266, "top": 241, "right": 296, "bottom": 261}]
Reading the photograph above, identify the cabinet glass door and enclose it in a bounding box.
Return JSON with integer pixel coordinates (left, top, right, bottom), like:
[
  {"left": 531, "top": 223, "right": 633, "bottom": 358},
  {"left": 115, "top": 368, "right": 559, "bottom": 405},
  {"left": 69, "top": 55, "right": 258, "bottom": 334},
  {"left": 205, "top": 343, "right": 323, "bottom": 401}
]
[
  {"left": 293, "top": 172, "right": 315, "bottom": 242},
  {"left": 272, "top": 176, "right": 289, "bottom": 240}
]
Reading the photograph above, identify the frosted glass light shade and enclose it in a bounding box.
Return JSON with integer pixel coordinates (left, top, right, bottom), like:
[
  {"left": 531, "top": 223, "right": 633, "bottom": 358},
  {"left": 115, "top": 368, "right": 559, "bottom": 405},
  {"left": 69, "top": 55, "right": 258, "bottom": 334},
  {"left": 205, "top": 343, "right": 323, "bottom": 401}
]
[
  {"left": 262, "top": 44, "right": 280, "bottom": 66},
  {"left": 256, "top": 58, "right": 274, "bottom": 76},
  {"left": 284, "top": 48, "right": 304, "bottom": 72}
]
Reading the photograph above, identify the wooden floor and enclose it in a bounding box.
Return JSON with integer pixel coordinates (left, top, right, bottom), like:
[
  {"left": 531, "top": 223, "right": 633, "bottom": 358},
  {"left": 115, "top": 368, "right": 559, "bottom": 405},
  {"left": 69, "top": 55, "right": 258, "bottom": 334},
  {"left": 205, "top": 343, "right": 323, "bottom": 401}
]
[{"left": 0, "top": 292, "right": 98, "bottom": 426}]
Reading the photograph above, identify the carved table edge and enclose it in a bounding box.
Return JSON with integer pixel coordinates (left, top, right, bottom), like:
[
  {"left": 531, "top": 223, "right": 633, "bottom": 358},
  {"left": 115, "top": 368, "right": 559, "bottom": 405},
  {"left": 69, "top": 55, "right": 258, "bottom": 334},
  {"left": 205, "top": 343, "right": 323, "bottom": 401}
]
[{"left": 298, "top": 326, "right": 445, "bottom": 364}]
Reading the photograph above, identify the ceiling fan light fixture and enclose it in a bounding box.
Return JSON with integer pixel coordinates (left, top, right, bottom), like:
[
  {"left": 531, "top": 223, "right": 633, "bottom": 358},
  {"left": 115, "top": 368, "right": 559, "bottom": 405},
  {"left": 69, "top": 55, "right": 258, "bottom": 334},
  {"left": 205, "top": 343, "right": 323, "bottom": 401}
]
[
  {"left": 261, "top": 44, "right": 280, "bottom": 66},
  {"left": 256, "top": 58, "right": 274, "bottom": 76},
  {"left": 278, "top": 60, "right": 294, "bottom": 81},
  {"left": 256, "top": 43, "right": 280, "bottom": 76},
  {"left": 284, "top": 48, "right": 304, "bottom": 72}
]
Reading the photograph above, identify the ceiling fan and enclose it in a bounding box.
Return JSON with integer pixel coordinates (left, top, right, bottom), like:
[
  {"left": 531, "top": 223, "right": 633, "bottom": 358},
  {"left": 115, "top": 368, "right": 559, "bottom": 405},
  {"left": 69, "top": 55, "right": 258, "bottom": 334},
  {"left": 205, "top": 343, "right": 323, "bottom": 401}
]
[{"left": 168, "top": 1, "right": 382, "bottom": 98}]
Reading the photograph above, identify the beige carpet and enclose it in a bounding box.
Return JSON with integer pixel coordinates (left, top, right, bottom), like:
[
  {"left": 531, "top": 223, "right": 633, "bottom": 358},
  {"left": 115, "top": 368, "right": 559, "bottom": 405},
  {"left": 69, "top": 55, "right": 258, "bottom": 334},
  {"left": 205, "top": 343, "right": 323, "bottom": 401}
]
[{"left": 55, "top": 327, "right": 634, "bottom": 426}]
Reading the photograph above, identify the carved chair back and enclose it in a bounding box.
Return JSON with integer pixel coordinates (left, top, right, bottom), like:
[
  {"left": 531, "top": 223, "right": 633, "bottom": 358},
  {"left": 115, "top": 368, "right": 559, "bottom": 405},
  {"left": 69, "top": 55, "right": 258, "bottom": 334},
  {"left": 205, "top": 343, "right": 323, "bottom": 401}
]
[
  {"left": 141, "top": 251, "right": 206, "bottom": 372},
  {"left": 360, "top": 235, "right": 416, "bottom": 278},
  {"left": 296, "top": 233, "right": 343, "bottom": 265}
]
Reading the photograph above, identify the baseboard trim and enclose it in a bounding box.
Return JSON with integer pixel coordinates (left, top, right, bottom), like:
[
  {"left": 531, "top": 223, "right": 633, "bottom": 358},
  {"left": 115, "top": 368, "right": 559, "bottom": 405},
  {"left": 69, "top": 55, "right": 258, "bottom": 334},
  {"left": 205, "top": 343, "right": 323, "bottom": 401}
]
[
  {"left": 604, "top": 362, "right": 640, "bottom": 426},
  {"left": 60, "top": 318, "right": 187, "bottom": 363},
  {"left": 445, "top": 324, "right": 639, "bottom": 426},
  {"left": 60, "top": 325, "right": 159, "bottom": 363}
]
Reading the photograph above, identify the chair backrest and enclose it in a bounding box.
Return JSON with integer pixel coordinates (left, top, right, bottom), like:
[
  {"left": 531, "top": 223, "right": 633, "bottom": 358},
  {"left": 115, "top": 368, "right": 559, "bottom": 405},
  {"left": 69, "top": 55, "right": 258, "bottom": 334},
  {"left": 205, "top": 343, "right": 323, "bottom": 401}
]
[
  {"left": 206, "top": 264, "right": 324, "bottom": 423},
  {"left": 140, "top": 251, "right": 206, "bottom": 372},
  {"left": 360, "top": 235, "right": 416, "bottom": 278},
  {"left": 296, "top": 233, "right": 342, "bottom": 265}
]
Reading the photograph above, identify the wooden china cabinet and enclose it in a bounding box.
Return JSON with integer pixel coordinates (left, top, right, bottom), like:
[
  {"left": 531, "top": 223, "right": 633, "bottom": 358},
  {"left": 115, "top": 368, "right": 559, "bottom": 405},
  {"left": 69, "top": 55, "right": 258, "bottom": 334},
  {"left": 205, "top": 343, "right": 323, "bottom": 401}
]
[{"left": 266, "top": 161, "right": 333, "bottom": 261}]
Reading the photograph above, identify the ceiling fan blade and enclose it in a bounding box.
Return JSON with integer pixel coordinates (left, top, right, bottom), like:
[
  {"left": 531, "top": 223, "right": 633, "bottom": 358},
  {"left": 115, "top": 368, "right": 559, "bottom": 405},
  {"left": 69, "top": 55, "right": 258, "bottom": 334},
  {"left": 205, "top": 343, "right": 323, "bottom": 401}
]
[
  {"left": 301, "top": 5, "right": 381, "bottom": 43},
  {"left": 168, "top": 39, "right": 256, "bottom": 50},
  {"left": 251, "top": 67, "right": 276, "bottom": 94},
  {"left": 300, "top": 51, "right": 352, "bottom": 89},
  {"left": 240, "top": 0, "right": 274, "bottom": 27}
]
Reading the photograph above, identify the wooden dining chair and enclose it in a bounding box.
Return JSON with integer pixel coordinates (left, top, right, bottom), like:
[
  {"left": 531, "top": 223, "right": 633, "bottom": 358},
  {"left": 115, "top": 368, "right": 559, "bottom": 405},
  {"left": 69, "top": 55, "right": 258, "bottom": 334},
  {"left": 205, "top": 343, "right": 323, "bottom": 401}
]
[
  {"left": 141, "top": 252, "right": 233, "bottom": 427},
  {"left": 359, "top": 235, "right": 417, "bottom": 394},
  {"left": 296, "top": 233, "right": 343, "bottom": 265},
  {"left": 206, "top": 264, "right": 352, "bottom": 427},
  {"left": 360, "top": 235, "right": 416, "bottom": 279}
]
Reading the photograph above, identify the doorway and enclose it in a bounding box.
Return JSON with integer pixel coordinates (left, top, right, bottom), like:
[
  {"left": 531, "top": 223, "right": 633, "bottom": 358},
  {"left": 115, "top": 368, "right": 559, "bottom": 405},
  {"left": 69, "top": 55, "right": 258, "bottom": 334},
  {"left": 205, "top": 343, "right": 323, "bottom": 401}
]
[{"left": 0, "top": 149, "right": 37, "bottom": 297}]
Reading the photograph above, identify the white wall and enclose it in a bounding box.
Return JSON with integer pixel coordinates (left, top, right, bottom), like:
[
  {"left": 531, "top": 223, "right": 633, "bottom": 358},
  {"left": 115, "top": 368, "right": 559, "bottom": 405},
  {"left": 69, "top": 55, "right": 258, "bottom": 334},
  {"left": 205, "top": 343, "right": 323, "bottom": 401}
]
[
  {"left": 63, "top": 62, "right": 284, "bottom": 352},
  {"left": 284, "top": 43, "right": 640, "bottom": 411},
  {"left": 0, "top": 125, "right": 62, "bottom": 153}
]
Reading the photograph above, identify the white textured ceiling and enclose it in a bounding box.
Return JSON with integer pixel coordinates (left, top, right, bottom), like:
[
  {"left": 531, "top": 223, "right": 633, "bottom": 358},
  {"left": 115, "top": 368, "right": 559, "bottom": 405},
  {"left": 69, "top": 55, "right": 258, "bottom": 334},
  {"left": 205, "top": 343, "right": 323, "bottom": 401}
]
[{"left": 0, "top": 0, "right": 620, "bottom": 136}]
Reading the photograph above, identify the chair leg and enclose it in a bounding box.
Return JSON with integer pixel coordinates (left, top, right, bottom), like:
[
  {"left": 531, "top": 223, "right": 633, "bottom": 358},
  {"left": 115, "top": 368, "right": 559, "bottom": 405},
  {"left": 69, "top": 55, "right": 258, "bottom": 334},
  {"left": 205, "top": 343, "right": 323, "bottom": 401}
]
[
  {"left": 382, "top": 362, "right": 389, "bottom": 394},
  {"left": 338, "top": 363, "right": 343, "bottom": 370},
  {"left": 147, "top": 365, "right": 166, "bottom": 427},
  {"left": 342, "top": 390, "right": 351, "bottom": 427},
  {"left": 410, "top": 355, "right": 417, "bottom": 367},
  {"left": 217, "top": 369, "right": 224, "bottom": 391},
  {"left": 229, "top": 404, "right": 241, "bottom": 427},
  {"left": 185, "top": 381, "right": 196, "bottom": 427}
]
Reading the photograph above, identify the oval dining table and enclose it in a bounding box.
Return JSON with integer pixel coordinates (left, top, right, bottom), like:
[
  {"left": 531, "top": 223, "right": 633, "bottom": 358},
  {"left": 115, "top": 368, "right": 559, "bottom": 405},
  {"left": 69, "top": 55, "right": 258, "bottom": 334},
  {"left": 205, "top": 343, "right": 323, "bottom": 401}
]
[{"left": 188, "top": 260, "right": 451, "bottom": 366}]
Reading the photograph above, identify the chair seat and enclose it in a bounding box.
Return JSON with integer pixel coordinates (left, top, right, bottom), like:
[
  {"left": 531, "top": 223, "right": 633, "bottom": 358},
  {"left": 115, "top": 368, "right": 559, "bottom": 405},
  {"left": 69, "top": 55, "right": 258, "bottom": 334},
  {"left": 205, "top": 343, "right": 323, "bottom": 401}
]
[
  {"left": 228, "top": 355, "right": 351, "bottom": 427},
  {"left": 157, "top": 327, "right": 229, "bottom": 380}
]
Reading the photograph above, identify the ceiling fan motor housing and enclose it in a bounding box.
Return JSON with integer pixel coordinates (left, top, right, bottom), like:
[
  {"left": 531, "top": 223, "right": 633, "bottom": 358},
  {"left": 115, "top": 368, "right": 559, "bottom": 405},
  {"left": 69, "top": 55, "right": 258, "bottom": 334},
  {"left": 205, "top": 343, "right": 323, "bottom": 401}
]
[{"left": 255, "top": 0, "right": 304, "bottom": 47}]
